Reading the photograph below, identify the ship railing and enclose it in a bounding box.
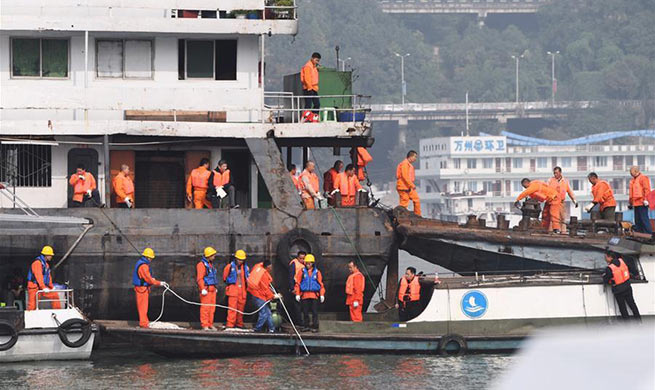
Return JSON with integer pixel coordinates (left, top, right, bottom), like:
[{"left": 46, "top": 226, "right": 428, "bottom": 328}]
[
  {"left": 264, "top": 91, "right": 372, "bottom": 125},
  {"left": 421, "top": 269, "right": 606, "bottom": 287},
  {"left": 263, "top": 0, "right": 298, "bottom": 20},
  {"left": 0, "top": 181, "right": 40, "bottom": 217},
  {"left": 35, "top": 289, "right": 75, "bottom": 310}
]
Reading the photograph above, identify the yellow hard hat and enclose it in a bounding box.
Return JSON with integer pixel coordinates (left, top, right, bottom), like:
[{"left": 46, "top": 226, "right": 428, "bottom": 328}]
[
  {"left": 304, "top": 254, "right": 315, "bottom": 263},
  {"left": 234, "top": 249, "right": 247, "bottom": 260},
  {"left": 204, "top": 246, "right": 217, "bottom": 258},
  {"left": 142, "top": 247, "right": 155, "bottom": 259},
  {"left": 41, "top": 245, "right": 54, "bottom": 256}
]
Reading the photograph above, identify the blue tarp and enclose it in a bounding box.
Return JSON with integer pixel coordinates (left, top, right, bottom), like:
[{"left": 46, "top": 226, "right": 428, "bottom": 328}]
[{"left": 500, "top": 129, "right": 655, "bottom": 146}]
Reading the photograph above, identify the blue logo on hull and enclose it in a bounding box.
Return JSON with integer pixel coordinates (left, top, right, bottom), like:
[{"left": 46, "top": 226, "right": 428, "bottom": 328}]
[{"left": 461, "top": 290, "right": 488, "bottom": 319}]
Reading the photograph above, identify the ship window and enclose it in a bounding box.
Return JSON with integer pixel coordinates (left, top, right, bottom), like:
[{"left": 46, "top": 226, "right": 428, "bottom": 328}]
[
  {"left": 179, "top": 39, "right": 238, "bottom": 80},
  {"left": 0, "top": 144, "right": 52, "bottom": 187},
  {"left": 96, "top": 39, "right": 153, "bottom": 79},
  {"left": 11, "top": 38, "right": 69, "bottom": 78}
]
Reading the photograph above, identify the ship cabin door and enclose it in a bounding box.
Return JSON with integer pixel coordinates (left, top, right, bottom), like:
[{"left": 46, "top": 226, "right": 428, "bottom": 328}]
[
  {"left": 221, "top": 149, "right": 253, "bottom": 208},
  {"left": 67, "top": 148, "right": 99, "bottom": 208},
  {"left": 135, "top": 151, "right": 186, "bottom": 208}
]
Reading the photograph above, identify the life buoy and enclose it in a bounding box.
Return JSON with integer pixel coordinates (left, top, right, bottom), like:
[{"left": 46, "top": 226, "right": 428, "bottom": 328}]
[
  {"left": 438, "top": 334, "right": 467, "bottom": 356},
  {"left": 0, "top": 320, "right": 18, "bottom": 351},
  {"left": 57, "top": 318, "right": 92, "bottom": 348}
]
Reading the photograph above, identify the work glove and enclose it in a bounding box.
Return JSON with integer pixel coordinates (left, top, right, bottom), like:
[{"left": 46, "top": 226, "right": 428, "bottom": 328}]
[
  {"left": 584, "top": 202, "right": 595, "bottom": 213},
  {"left": 628, "top": 205, "right": 633, "bottom": 210},
  {"left": 353, "top": 301, "right": 359, "bottom": 308},
  {"left": 201, "top": 289, "right": 208, "bottom": 296},
  {"left": 42, "top": 288, "right": 51, "bottom": 293},
  {"left": 273, "top": 293, "right": 282, "bottom": 299},
  {"left": 644, "top": 200, "right": 649, "bottom": 207},
  {"left": 79, "top": 175, "right": 85, "bottom": 180},
  {"left": 316, "top": 194, "right": 325, "bottom": 201},
  {"left": 320, "top": 296, "right": 325, "bottom": 303},
  {"left": 295, "top": 295, "right": 301, "bottom": 302},
  {"left": 86, "top": 189, "right": 92, "bottom": 197},
  {"left": 574, "top": 201, "right": 579, "bottom": 208},
  {"left": 160, "top": 281, "right": 169, "bottom": 288},
  {"left": 125, "top": 197, "right": 133, "bottom": 208},
  {"left": 513, "top": 201, "right": 521, "bottom": 209}
]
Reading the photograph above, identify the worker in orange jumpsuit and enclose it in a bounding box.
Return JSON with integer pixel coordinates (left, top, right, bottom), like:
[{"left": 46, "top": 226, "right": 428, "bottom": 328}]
[
  {"left": 301, "top": 52, "right": 321, "bottom": 115},
  {"left": 287, "top": 251, "right": 306, "bottom": 323},
  {"left": 247, "top": 260, "right": 282, "bottom": 333},
  {"left": 186, "top": 158, "right": 212, "bottom": 209},
  {"left": 515, "top": 178, "right": 560, "bottom": 233},
  {"left": 585, "top": 172, "right": 617, "bottom": 220},
  {"left": 548, "top": 167, "right": 578, "bottom": 233},
  {"left": 26, "top": 246, "right": 62, "bottom": 310},
  {"left": 132, "top": 248, "right": 168, "bottom": 328},
  {"left": 300, "top": 161, "right": 323, "bottom": 209},
  {"left": 352, "top": 147, "right": 373, "bottom": 182},
  {"left": 112, "top": 164, "right": 135, "bottom": 208},
  {"left": 396, "top": 267, "right": 422, "bottom": 321},
  {"left": 323, "top": 160, "right": 343, "bottom": 206},
  {"left": 196, "top": 247, "right": 219, "bottom": 331},
  {"left": 396, "top": 150, "right": 421, "bottom": 216},
  {"left": 69, "top": 164, "right": 100, "bottom": 207},
  {"left": 345, "top": 261, "right": 365, "bottom": 322},
  {"left": 335, "top": 164, "right": 363, "bottom": 207},
  {"left": 629, "top": 166, "right": 652, "bottom": 234},
  {"left": 289, "top": 164, "right": 303, "bottom": 194},
  {"left": 223, "top": 249, "right": 249, "bottom": 329},
  {"left": 294, "top": 254, "right": 325, "bottom": 332}
]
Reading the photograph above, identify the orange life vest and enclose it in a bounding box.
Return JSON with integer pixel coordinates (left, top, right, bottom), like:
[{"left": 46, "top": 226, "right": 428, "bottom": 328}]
[
  {"left": 301, "top": 169, "right": 319, "bottom": 196},
  {"left": 213, "top": 169, "right": 230, "bottom": 187},
  {"left": 336, "top": 172, "right": 361, "bottom": 197},
  {"left": 609, "top": 258, "right": 630, "bottom": 286},
  {"left": 398, "top": 276, "right": 420, "bottom": 302},
  {"left": 547, "top": 177, "right": 570, "bottom": 203},
  {"left": 190, "top": 167, "right": 211, "bottom": 190},
  {"left": 591, "top": 179, "right": 616, "bottom": 210}
]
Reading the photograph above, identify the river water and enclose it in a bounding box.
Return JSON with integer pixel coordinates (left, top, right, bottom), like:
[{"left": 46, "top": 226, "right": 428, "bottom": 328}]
[{"left": 0, "top": 350, "right": 514, "bottom": 390}]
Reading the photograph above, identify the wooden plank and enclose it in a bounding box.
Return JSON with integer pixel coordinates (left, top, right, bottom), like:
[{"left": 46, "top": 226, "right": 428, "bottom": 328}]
[{"left": 124, "top": 110, "right": 227, "bottom": 122}]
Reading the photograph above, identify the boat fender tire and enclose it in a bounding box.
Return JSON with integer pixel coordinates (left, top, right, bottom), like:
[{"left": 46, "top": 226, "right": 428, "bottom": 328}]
[
  {"left": 57, "top": 318, "right": 92, "bottom": 348},
  {"left": 277, "top": 228, "right": 322, "bottom": 268},
  {"left": 438, "top": 334, "right": 467, "bottom": 356},
  {"left": 0, "top": 320, "right": 18, "bottom": 351}
]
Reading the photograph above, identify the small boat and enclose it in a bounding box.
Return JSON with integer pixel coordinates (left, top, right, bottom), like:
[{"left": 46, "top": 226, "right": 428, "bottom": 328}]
[{"left": 0, "top": 289, "right": 96, "bottom": 362}]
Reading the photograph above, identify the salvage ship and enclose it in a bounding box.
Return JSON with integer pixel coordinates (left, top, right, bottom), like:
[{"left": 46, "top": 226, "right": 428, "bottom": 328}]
[{"left": 1, "top": 0, "right": 653, "bottom": 325}]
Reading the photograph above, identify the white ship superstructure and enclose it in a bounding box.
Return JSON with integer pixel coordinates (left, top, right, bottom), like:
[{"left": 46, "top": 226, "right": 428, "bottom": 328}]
[{"left": 416, "top": 134, "right": 655, "bottom": 224}]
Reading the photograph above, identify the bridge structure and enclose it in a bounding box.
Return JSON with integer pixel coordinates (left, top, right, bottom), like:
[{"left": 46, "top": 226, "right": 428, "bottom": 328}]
[{"left": 379, "top": 0, "right": 550, "bottom": 18}]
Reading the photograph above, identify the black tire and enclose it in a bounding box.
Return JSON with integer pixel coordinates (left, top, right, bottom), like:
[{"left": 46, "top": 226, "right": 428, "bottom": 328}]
[
  {"left": 438, "top": 334, "right": 467, "bottom": 356},
  {"left": 0, "top": 320, "right": 18, "bottom": 351},
  {"left": 57, "top": 318, "right": 92, "bottom": 348},
  {"left": 276, "top": 228, "right": 322, "bottom": 267}
]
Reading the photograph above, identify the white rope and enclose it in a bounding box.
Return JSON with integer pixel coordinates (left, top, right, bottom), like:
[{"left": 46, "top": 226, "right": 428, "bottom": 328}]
[
  {"left": 270, "top": 285, "right": 310, "bottom": 356},
  {"left": 152, "top": 285, "right": 271, "bottom": 324}
]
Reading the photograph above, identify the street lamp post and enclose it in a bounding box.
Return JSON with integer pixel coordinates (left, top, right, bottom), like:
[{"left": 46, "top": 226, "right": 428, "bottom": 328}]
[
  {"left": 510, "top": 54, "right": 524, "bottom": 104},
  {"left": 337, "top": 57, "right": 352, "bottom": 71},
  {"left": 547, "top": 50, "right": 560, "bottom": 104},
  {"left": 394, "top": 52, "right": 410, "bottom": 106}
]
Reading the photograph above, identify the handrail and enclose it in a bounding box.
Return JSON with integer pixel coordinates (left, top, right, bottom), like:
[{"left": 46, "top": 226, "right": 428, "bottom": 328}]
[
  {"left": 0, "top": 181, "right": 40, "bottom": 216},
  {"left": 35, "top": 288, "right": 74, "bottom": 310}
]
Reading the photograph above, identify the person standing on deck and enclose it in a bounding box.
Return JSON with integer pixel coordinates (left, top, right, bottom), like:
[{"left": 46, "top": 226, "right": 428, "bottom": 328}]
[
  {"left": 301, "top": 161, "right": 323, "bottom": 209},
  {"left": 301, "top": 52, "right": 321, "bottom": 116},
  {"left": 69, "top": 164, "right": 101, "bottom": 207},
  {"left": 288, "top": 251, "right": 306, "bottom": 324},
  {"left": 603, "top": 251, "right": 641, "bottom": 321},
  {"left": 396, "top": 151, "right": 421, "bottom": 216},
  {"left": 334, "top": 164, "right": 363, "bottom": 207},
  {"left": 396, "top": 267, "right": 421, "bottom": 321},
  {"left": 26, "top": 246, "right": 61, "bottom": 311},
  {"left": 548, "top": 166, "right": 578, "bottom": 233},
  {"left": 289, "top": 164, "right": 303, "bottom": 194},
  {"left": 209, "top": 160, "right": 237, "bottom": 209},
  {"left": 186, "top": 158, "right": 212, "bottom": 209},
  {"left": 345, "top": 261, "right": 365, "bottom": 322},
  {"left": 132, "top": 248, "right": 168, "bottom": 328},
  {"left": 196, "top": 247, "right": 219, "bottom": 331},
  {"left": 295, "top": 254, "right": 325, "bottom": 332},
  {"left": 585, "top": 172, "right": 616, "bottom": 220},
  {"left": 112, "top": 164, "right": 135, "bottom": 208},
  {"left": 514, "top": 178, "right": 560, "bottom": 233},
  {"left": 628, "top": 166, "right": 652, "bottom": 234},
  {"left": 247, "top": 260, "right": 281, "bottom": 333},
  {"left": 324, "top": 160, "right": 343, "bottom": 206},
  {"left": 223, "top": 250, "right": 249, "bottom": 329}
]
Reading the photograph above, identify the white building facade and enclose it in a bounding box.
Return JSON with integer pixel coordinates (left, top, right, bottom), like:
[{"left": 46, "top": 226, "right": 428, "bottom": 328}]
[{"left": 416, "top": 135, "right": 655, "bottom": 224}]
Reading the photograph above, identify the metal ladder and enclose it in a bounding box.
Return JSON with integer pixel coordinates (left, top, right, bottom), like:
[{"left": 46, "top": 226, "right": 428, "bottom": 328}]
[{"left": 0, "top": 181, "right": 40, "bottom": 216}]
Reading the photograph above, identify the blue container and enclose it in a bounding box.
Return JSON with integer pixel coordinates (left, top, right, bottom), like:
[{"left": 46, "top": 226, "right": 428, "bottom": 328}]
[{"left": 337, "top": 112, "right": 366, "bottom": 122}]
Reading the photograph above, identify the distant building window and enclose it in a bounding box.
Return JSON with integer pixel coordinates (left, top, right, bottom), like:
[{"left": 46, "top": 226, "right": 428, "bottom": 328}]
[
  {"left": 467, "top": 181, "right": 478, "bottom": 192},
  {"left": 178, "top": 39, "right": 237, "bottom": 80},
  {"left": 512, "top": 158, "right": 523, "bottom": 169},
  {"left": 571, "top": 179, "right": 581, "bottom": 191},
  {"left": 11, "top": 38, "right": 69, "bottom": 78},
  {"left": 0, "top": 144, "right": 52, "bottom": 187},
  {"left": 637, "top": 155, "right": 645, "bottom": 169},
  {"left": 467, "top": 199, "right": 473, "bottom": 208},
  {"left": 650, "top": 156, "right": 655, "bottom": 166},
  {"left": 467, "top": 159, "right": 477, "bottom": 169},
  {"left": 625, "top": 156, "right": 633, "bottom": 166},
  {"left": 513, "top": 181, "right": 522, "bottom": 192},
  {"left": 440, "top": 160, "right": 447, "bottom": 169},
  {"left": 561, "top": 157, "right": 572, "bottom": 168},
  {"left": 537, "top": 157, "right": 547, "bottom": 168},
  {"left": 595, "top": 156, "right": 608, "bottom": 167},
  {"left": 453, "top": 159, "right": 461, "bottom": 169},
  {"left": 454, "top": 181, "right": 461, "bottom": 192},
  {"left": 483, "top": 158, "right": 493, "bottom": 169},
  {"left": 97, "top": 39, "right": 153, "bottom": 79}
]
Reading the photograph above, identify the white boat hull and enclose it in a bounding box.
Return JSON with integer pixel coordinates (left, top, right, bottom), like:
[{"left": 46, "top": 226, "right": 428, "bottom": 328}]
[{"left": 0, "top": 331, "right": 95, "bottom": 362}]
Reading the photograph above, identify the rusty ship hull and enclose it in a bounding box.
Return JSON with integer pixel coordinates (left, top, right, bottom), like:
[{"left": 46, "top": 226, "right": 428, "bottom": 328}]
[{"left": 0, "top": 207, "right": 395, "bottom": 321}]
